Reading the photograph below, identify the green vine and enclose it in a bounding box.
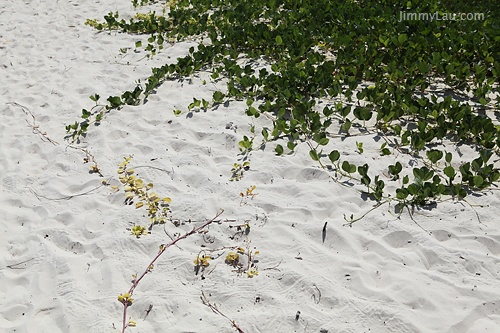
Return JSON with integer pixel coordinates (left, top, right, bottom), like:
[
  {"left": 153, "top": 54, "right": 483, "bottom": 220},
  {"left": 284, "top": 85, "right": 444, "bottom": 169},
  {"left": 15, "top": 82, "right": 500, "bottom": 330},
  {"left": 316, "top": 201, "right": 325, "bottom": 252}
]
[{"left": 69, "top": 0, "right": 500, "bottom": 222}]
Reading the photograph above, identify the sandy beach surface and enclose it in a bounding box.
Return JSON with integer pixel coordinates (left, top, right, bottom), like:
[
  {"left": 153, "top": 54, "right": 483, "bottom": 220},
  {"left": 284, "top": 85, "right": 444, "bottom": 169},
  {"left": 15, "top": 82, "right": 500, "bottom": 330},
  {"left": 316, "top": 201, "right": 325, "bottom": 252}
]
[{"left": 2, "top": 1, "right": 500, "bottom": 332}]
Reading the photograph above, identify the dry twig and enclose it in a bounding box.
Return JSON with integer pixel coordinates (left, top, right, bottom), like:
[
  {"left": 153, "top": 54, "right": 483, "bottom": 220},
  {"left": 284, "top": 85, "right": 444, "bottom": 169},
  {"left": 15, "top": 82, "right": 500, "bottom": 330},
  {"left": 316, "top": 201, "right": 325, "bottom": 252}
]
[
  {"left": 29, "top": 180, "right": 110, "bottom": 201},
  {"left": 8, "top": 102, "right": 59, "bottom": 145},
  {"left": 201, "top": 291, "right": 245, "bottom": 333},
  {"left": 67, "top": 145, "right": 104, "bottom": 177}
]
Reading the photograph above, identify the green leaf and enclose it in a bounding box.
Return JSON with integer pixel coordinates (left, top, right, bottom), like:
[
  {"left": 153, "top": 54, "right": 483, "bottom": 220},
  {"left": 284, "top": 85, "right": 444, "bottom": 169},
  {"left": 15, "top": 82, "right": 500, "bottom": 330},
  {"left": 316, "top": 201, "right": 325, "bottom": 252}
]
[
  {"left": 262, "top": 128, "right": 269, "bottom": 141},
  {"left": 426, "top": 149, "right": 443, "bottom": 164},
  {"left": 328, "top": 150, "right": 340, "bottom": 163},
  {"left": 361, "top": 175, "right": 371, "bottom": 187},
  {"left": 342, "top": 119, "right": 351, "bottom": 132},
  {"left": 135, "top": 41, "right": 142, "bottom": 48},
  {"left": 213, "top": 91, "right": 224, "bottom": 103},
  {"left": 80, "top": 123, "right": 89, "bottom": 132},
  {"left": 340, "top": 106, "right": 351, "bottom": 118},
  {"left": 318, "top": 138, "right": 329, "bottom": 145},
  {"left": 342, "top": 161, "right": 349, "bottom": 173},
  {"left": 342, "top": 161, "right": 355, "bottom": 174},
  {"left": 490, "top": 171, "right": 500, "bottom": 182},
  {"left": 479, "top": 150, "right": 493, "bottom": 164},
  {"left": 396, "top": 188, "right": 408, "bottom": 200},
  {"left": 379, "top": 36, "right": 389, "bottom": 47},
  {"left": 356, "top": 142, "right": 363, "bottom": 154},
  {"left": 381, "top": 148, "right": 391, "bottom": 156},
  {"left": 471, "top": 159, "right": 482, "bottom": 172},
  {"left": 389, "top": 162, "right": 402, "bottom": 176},
  {"left": 287, "top": 142, "right": 295, "bottom": 151},
  {"left": 444, "top": 166, "right": 455, "bottom": 179},
  {"left": 275, "top": 35, "right": 283, "bottom": 45},
  {"left": 393, "top": 125, "right": 402, "bottom": 135},
  {"left": 437, "top": 184, "right": 449, "bottom": 195},
  {"left": 107, "top": 96, "right": 122, "bottom": 108},
  {"left": 398, "top": 34, "right": 407, "bottom": 44},
  {"left": 278, "top": 108, "right": 286, "bottom": 118},
  {"left": 309, "top": 150, "right": 319, "bottom": 161},
  {"left": 283, "top": 89, "right": 291, "bottom": 99},
  {"left": 423, "top": 168, "right": 434, "bottom": 181},
  {"left": 473, "top": 175, "right": 483, "bottom": 187},
  {"left": 246, "top": 106, "right": 257, "bottom": 116},
  {"left": 89, "top": 94, "right": 100, "bottom": 102},
  {"left": 275, "top": 144, "right": 284, "bottom": 155},
  {"left": 357, "top": 164, "right": 369, "bottom": 176},
  {"left": 413, "top": 168, "right": 423, "bottom": 180},
  {"left": 418, "top": 62, "right": 429, "bottom": 74},
  {"left": 408, "top": 184, "right": 417, "bottom": 195},
  {"left": 81, "top": 109, "right": 91, "bottom": 119}
]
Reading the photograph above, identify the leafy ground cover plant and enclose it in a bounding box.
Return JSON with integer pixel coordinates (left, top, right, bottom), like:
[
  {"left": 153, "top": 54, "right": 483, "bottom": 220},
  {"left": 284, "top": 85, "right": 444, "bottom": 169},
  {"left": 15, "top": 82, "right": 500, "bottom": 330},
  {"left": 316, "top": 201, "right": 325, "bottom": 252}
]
[
  {"left": 230, "top": 161, "right": 250, "bottom": 181},
  {"left": 117, "top": 155, "right": 172, "bottom": 234},
  {"left": 60, "top": 2, "right": 500, "bottom": 331},
  {"left": 192, "top": 239, "right": 260, "bottom": 278},
  {"left": 72, "top": 0, "right": 500, "bottom": 221},
  {"left": 239, "top": 185, "right": 257, "bottom": 205},
  {"left": 111, "top": 157, "right": 260, "bottom": 331},
  {"left": 117, "top": 209, "right": 224, "bottom": 332}
]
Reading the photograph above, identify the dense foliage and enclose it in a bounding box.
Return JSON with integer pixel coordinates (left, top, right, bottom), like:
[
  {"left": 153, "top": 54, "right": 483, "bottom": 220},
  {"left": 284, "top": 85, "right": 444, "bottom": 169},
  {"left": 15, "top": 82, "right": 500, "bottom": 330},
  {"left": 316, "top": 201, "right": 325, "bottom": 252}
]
[{"left": 69, "top": 0, "right": 500, "bottom": 221}]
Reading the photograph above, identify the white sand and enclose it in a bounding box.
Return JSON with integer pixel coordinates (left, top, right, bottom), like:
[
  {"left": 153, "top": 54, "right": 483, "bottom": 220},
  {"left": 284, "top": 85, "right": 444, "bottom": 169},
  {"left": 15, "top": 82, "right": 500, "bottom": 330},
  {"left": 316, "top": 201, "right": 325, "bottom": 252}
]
[{"left": 2, "top": 1, "right": 500, "bottom": 332}]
